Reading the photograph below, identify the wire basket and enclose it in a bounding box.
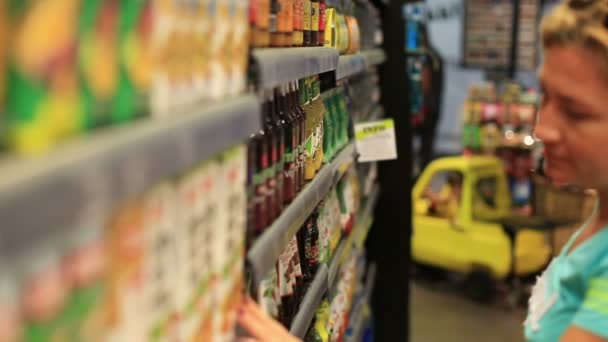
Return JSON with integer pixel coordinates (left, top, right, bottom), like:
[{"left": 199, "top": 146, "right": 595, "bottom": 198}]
[{"left": 532, "top": 174, "right": 596, "bottom": 223}]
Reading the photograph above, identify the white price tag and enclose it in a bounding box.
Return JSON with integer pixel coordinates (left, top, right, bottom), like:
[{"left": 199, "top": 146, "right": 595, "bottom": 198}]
[{"left": 354, "top": 119, "right": 398, "bottom": 163}]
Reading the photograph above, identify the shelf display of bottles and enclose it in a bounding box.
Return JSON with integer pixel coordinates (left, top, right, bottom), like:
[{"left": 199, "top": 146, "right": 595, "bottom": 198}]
[
  {"left": 253, "top": 165, "right": 361, "bottom": 326},
  {"left": 250, "top": 0, "right": 374, "bottom": 54},
  {"left": 0, "top": 145, "right": 247, "bottom": 341},
  {"left": 1, "top": 0, "right": 249, "bottom": 155},
  {"left": 247, "top": 76, "right": 352, "bottom": 236},
  {"left": 461, "top": 82, "right": 540, "bottom": 215}
]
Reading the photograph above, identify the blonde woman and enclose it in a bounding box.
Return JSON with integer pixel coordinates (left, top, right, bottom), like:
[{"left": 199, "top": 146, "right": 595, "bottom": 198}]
[
  {"left": 525, "top": 0, "right": 608, "bottom": 340},
  {"left": 239, "top": 0, "right": 608, "bottom": 340}
]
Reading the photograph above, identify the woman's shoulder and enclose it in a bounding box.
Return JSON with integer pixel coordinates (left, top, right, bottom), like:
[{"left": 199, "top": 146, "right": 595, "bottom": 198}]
[{"left": 563, "top": 225, "right": 608, "bottom": 279}]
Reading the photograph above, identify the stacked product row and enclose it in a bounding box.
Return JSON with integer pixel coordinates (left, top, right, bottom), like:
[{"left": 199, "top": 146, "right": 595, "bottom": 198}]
[
  {"left": 250, "top": 0, "right": 365, "bottom": 53},
  {"left": 0, "top": 146, "right": 247, "bottom": 341}
]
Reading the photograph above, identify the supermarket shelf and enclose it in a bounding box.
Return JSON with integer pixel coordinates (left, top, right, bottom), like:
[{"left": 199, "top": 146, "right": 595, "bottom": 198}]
[
  {"left": 328, "top": 185, "right": 380, "bottom": 288},
  {"left": 336, "top": 49, "right": 387, "bottom": 80},
  {"left": 0, "top": 95, "right": 260, "bottom": 246},
  {"left": 248, "top": 143, "right": 356, "bottom": 285},
  {"left": 328, "top": 238, "right": 349, "bottom": 289},
  {"left": 253, "top": 47, "right": 340, "bottom": 89},
  {"left": 353, "top": 186, "right": 380, "bottom": 248},
  {"left": 349, "top": 263, "right": 377, "bottom": 342},
  {"left": 290, "top": 265, "right": 329, "bottom": 338}
]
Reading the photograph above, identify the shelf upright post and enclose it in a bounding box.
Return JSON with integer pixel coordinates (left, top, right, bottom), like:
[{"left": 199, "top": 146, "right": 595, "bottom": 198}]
[{"left": 366, "top": 0, "right": 412, "bottom": 341}]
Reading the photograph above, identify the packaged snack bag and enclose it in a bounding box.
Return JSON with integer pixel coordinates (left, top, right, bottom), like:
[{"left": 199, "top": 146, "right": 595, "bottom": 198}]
[
  {"left": 61, "top": 224, "right": 109, "bottom": 341},
  {"left": 105, "top": 200, "right": 147, "bottom": 341},
  {"left": 19, "top": 245, "right": 69, "bottom": 342},
  {"left": 141, "top": 184, "right": 179, "bottom": 341},
  {"left": 78, "top": 0, "right": 120, "bottom": 129},
  {"left": 114, "top": 0, "right": 153, "bottom": 123},
  {"left": 7, "top": 0, "right": 83, "bottom": 154}
]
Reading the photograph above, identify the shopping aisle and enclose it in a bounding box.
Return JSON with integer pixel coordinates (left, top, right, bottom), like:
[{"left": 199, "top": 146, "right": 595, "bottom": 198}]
[{"left": 411, "top": 282, "right": 526, "bottom": 342}]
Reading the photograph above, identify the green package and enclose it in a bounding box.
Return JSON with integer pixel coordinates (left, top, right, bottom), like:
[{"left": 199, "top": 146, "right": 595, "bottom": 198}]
[
  {"left": 113, "top": 0, "right": 152, "bottom": 123},
  {"left": 6, "top": 0, "right": 84, "bottom": 154},
  {"left": 79, "top": 0, "right": 120, "bottom": 129}
]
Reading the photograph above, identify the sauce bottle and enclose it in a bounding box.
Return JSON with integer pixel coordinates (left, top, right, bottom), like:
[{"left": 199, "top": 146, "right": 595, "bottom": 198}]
[
  {"left": 270, "top": 0, "right": 281, "bottom": 47},
  {"left": 292, "top": 0, "right": 304, "bottom": 46},
  {"left": 246, "top": 137, "right": 259, "bottom": 248},
  {"left": 270, "top": 91, "right": 286, "bottom": 215},
  {"left": 253, "top": 95, "right": 271, "bottom": 234},
  {"left": 303, "top": 209, "right": 320, "bottom": 284},
  {"left": 318, "top": 0, "right": 326, "bottom": 46},
  {"left": 283, "top": 0, "right": 294, "bottom": 46},
  {"left": 303, "top": 0, "right": 312, "bottom": 46},
  {"left": 303, "top": 79, "right": 317, "bottom": 181},
  {"left": 287, "top": 82, "right": 302, "bottom": 194},
  {"left": 265, "top": 91, "right": 284, "bottom": 219},
  {"left": 250, "top": 0, "right": 271, "bottom": 47},
  {"left": 277, "top": 86, "right": 296, "bottom": 204},
  {"left": 261, "top": 93, "right": 279, "bottom": 223},
  {"left": 312, "top": 76, "right": 325, "bottom": 172},
  {"left": 310, "top": 0, "right": 320, "bottom": 46},
  {"left": 294, "top": 81, "right": 307, "bottom": 191}
]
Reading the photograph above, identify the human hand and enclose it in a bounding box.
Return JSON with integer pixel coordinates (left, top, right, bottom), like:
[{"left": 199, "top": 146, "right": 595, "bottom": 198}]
[{"left": 236, "top": 296, "right": 303, "bottom": 342}]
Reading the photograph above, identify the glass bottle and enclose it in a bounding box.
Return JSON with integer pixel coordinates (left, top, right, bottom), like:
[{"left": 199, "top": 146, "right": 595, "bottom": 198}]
[
  {"left": 277, "top": 86, "right": 296, "bottom": 204},
  {"left": 303, "top": 0, "right": 312, "bottom": 46},
  {"left": 263, "top": 92, "right": 279, "bottom": 222},
  {"left": 310, "top": 0, "right": 319, "bottom": 46},
  {"left": 270, "top": 0, "right": 281, "bottom": 47},
  {"left": 318, "top": 0, "right": 326, "bottom": 46},
  {"left": 269, "top": 91, "right": 286, "bottom": 215},
  {"left": 292, "top": 0, "right": 304, "bottom": 46}
]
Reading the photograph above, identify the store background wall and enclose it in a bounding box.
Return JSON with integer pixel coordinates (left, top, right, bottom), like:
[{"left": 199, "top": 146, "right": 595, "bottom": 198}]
[{"left": 426, "top": 0, "right": 553, "bottom": 156}]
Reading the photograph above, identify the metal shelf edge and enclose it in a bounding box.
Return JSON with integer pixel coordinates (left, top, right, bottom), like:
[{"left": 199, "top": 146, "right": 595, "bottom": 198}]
[
  {"left": 253, "top": 47, "right": 340, "bottom": 89},
  {"left": 247, "top": 142, "right": 355, "bottom": 285},
  {"left": 337, "top": 49, "right": 387, "bottom": 80},
  {"left": 290, "top": 265, "right": 329, "bottom": 338},
  {"left": 0, "top": 95, "right": 260, "bottom": 248}
]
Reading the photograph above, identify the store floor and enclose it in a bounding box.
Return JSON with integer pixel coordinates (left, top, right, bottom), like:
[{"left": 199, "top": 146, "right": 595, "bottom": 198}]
[{"left": 411, "top": 281, "right": 527, "bottom": 342}]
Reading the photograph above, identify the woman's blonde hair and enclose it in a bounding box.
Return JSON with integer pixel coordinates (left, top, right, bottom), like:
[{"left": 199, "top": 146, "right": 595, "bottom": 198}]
[{"left": 541, "top": 1, "right": 608, "bottom": 73}]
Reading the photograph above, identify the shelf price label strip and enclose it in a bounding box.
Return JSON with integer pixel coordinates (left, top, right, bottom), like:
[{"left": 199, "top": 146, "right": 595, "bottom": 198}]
[
  {"left": 253, "top": 47, "right": 340, "bottom": 90},
  {"left": 336, "top": 49, "right": 387, "bottom": 81}
]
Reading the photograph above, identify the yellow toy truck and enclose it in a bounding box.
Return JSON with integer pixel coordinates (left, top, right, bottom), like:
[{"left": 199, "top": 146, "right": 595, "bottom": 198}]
[{"left": 413, "top": 155, "right": 558, "bottom": 301}]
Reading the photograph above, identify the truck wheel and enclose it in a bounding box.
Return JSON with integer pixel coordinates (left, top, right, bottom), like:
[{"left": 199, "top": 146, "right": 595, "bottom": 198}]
[{"left": 464, "top": 269, "right": 495, "bottom": 303}]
